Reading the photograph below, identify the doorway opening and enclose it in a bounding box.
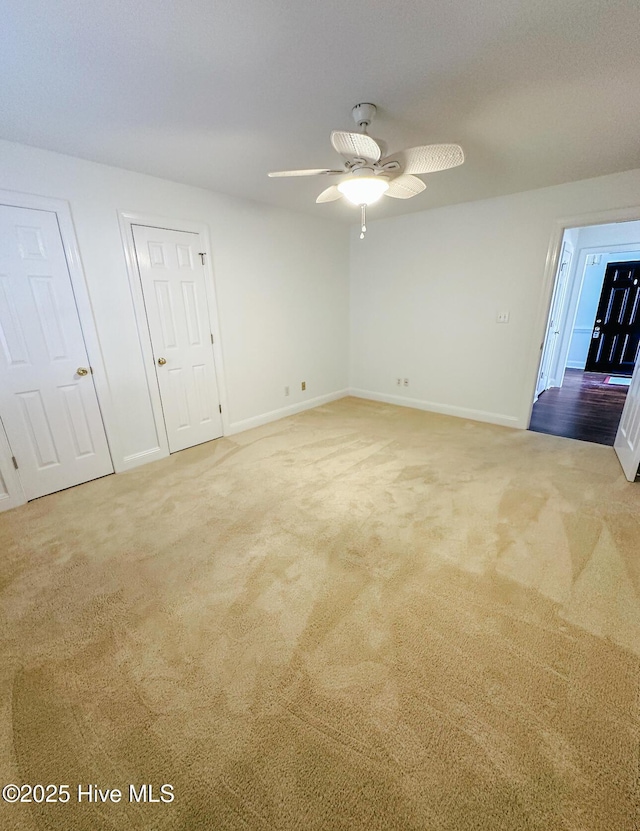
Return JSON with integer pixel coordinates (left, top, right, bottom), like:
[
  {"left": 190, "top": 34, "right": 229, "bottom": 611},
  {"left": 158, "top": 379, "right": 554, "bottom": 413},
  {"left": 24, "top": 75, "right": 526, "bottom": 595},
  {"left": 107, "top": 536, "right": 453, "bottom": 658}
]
[{"left": 530, "top": 219, "right": 640, "bottom": 446}]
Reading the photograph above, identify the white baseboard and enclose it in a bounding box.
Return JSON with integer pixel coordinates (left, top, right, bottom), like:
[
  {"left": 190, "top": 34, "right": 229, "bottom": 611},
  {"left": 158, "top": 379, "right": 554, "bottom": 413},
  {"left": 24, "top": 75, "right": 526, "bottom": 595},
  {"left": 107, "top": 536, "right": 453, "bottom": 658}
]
[
  {"left": 348, "top": 388, "right": 521, "bottom": 429},
  {"left": 119, "top": 445, "right": 168, "bottom": 471},
  {"left": 566, "top": 361, "right": 586, "bottom": 370},
  {"left": 227, "top": 389, "right": 350, "bottom": 435}
]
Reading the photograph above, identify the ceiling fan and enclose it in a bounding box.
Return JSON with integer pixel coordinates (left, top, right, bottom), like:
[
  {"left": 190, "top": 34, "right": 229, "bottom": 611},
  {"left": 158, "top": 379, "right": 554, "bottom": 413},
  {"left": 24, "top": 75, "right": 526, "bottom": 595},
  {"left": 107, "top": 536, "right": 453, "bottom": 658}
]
[{"left": 268, "top": 103, "right": 464, "bottom": 237}]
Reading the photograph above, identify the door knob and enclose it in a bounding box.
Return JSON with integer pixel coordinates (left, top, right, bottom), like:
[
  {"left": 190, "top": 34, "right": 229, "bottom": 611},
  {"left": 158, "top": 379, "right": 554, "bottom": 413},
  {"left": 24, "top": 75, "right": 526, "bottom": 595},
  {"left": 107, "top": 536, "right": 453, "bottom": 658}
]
[
  {"left": 157, "top": 357, "right": 167, "bottom": 366},
  {"left": 76, "top": 367, "right": 89, "bottom": 376}
]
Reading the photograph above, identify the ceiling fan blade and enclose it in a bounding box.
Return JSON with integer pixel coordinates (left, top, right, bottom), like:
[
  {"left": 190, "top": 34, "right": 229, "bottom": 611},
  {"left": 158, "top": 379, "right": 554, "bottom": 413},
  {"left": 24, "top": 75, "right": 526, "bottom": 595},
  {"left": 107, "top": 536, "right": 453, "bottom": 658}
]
[
  {"left": 371, "top": 137, "right": 388, "bottom": 157},
  {"left": 385, "top": 174, "right": 427, "bottom": 199},
  {"left": 330, "top": 131, "right": 382, "bottom": 162},
  {"left": 316, "top": 185, "right": 343, "bottom": 204},
  {"left": 383, "top": 144, "right": 464, "bottom": 175},
  {"left": 268, "top": 168, "right": 344, "bottom": 177}
]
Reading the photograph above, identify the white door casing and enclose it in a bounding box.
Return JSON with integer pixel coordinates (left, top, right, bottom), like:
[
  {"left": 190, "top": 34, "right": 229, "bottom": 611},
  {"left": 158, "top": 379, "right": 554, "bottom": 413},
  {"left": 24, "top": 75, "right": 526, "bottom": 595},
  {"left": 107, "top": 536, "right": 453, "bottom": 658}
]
[
  {"left": 614, "top": 359, "right": 640, "bottom": 481},
  {"left": 132, "top": 225, "right": 223, "bottom": 453},
  {"left": 0, "top": 205, "right": 113, "bottom": 500}
]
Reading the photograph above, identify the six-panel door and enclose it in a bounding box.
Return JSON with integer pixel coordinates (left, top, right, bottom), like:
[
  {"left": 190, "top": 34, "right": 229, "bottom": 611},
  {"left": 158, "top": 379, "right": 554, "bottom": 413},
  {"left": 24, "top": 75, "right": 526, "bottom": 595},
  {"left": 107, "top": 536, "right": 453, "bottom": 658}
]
[
  {"left": 0, "top": 205, "right": 113, "bottom": 499},
  {"left": 132, "top": 225, "right": 223, "bottom": 453}
]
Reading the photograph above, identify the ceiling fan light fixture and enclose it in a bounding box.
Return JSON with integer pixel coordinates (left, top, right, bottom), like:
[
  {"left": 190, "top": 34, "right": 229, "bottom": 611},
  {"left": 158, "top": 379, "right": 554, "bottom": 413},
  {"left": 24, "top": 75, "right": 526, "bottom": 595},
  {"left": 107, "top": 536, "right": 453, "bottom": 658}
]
[
  {"left": 268, "top": 104, "right": 464, "bottom": 239},
  {"left": 337, "top": 176, "right": 389, "bottom": 206}
]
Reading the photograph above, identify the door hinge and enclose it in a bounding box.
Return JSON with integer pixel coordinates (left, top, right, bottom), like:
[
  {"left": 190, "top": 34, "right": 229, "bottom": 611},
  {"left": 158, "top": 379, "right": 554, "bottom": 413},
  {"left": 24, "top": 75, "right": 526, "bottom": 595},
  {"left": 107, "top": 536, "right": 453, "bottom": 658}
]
[
  {"left": 11, "top": 456, "right": 18, "bottom": 470},
  {"left": 219, "top": 404, "right": 222, "bottom": 414},
  {"left": 199, "top": 252, "right": 206, "bottom": 265},
  {"left": 210, "top": 333, "right": 214, "bottom": 344}
]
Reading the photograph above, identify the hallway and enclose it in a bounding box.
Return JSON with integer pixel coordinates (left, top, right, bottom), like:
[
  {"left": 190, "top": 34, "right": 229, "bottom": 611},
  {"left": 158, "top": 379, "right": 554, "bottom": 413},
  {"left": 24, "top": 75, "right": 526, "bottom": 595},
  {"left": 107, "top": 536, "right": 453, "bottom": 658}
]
[{"left": 529, "top": 369, "right": 628, "bottom": 445}]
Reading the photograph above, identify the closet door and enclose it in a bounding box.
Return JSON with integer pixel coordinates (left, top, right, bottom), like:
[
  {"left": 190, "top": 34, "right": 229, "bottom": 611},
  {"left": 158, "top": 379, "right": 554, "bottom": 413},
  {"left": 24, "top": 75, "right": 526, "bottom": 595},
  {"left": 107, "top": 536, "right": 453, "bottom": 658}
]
[
  {"left": 0, "top": 205, "right": 113, "bottom": 500},
  {"left": 132, "top": 224, "right": 223, "bottom": 452}
]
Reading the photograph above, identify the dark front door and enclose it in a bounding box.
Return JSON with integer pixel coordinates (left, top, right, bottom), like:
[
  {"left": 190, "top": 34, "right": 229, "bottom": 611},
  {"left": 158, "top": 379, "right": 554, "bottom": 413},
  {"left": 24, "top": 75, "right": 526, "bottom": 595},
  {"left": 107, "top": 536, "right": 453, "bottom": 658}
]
[{"left": 585, "top": 260, "right": 640, "bottom": 376}]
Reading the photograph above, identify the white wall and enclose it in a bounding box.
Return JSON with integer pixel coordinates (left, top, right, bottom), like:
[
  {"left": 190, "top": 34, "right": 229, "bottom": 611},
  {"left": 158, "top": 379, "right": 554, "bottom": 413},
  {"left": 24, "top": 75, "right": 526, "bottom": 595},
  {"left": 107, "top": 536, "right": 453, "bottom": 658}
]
[
  {"left": 349, "top": 167, "right": 640, "bottom": 428},
  {"left": 0, "top": 140, "right": 350, "bottom": 474}
]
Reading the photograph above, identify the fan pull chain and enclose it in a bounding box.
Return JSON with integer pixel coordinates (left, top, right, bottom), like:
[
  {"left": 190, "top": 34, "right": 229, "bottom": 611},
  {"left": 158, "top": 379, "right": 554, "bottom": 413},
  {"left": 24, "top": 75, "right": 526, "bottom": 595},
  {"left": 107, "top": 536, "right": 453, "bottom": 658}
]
[{"left": 360, "top": 204, "right": 367, "bottom": 239}]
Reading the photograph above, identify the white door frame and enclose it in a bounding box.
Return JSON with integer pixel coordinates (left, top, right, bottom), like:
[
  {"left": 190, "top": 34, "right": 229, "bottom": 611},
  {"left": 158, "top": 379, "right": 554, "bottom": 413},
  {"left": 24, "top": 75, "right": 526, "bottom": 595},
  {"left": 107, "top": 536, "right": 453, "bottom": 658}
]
[
  {"left": 0, "top": 189, "right": 116, "bottom": 511},
  {"left": 118, "top": 211, "right": 229, "bottom": 449},
  {"left": 525, "top": 204, "right": 640, "bottom": 431}
]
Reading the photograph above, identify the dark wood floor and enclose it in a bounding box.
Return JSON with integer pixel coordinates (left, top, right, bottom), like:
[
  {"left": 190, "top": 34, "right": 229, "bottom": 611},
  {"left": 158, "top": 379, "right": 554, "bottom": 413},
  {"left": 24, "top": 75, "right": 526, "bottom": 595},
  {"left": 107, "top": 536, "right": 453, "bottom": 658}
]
[{"left": 529, "top": 369, "right": 628, "bottom": 445}]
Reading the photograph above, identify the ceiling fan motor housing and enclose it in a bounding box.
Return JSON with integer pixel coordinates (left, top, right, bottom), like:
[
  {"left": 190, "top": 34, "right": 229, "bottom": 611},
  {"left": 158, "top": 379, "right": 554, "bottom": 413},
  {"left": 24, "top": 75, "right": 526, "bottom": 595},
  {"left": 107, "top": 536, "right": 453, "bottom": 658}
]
[{"left": 352, "top": 103, "right": 377, "bottom": 130}]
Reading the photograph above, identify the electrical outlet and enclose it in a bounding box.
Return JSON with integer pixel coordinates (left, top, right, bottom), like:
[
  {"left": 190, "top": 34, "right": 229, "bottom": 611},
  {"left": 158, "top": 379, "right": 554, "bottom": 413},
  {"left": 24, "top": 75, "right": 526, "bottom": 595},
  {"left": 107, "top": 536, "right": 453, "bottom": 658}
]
[
  {"left": 284, "top": 385, "right": 290, "bottom": 397},
  {"left": 497, "top": 311, "right": 510, "bottom": 323},
  {"left": 301, "top": 381, "right": 306, "bottom": 391},
  {"left": 403, "top": 378, "right": 409, "bottom": 387},
  {"left": 396, "top": 378, "right": 402, "bottom": 386}
]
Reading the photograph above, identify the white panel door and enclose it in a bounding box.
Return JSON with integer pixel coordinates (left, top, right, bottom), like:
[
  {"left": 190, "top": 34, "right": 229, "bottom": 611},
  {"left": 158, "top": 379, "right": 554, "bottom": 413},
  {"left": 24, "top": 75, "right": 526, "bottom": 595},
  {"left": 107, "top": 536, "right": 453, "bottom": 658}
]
[
  {"left": 536, "top": 241, "right": 573, "bottom": 397},
  {"left": 0, "top": 206, "right": 113, "bottom": 500},
  {"left": 614, "top": 358, "right": 640, "bottom": 481},
  {"left": 132, "top": 225, "right": 223, "bottom": 453}
]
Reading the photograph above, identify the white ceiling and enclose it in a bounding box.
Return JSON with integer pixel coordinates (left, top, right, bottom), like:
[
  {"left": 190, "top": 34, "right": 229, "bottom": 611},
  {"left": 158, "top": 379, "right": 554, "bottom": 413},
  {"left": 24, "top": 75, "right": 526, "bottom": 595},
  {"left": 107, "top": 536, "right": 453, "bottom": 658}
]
[{"left": 3, "top": 0, "right": 640, "bottom": 221}]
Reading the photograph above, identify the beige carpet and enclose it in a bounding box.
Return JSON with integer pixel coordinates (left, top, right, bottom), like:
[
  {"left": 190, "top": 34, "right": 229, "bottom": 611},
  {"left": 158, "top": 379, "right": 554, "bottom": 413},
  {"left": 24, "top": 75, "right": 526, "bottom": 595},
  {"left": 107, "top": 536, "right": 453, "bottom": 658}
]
[{"left": 1, "top": 397, "right": 639, "bottom": 830}]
